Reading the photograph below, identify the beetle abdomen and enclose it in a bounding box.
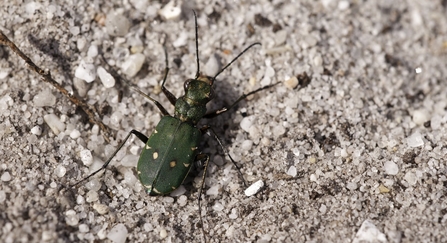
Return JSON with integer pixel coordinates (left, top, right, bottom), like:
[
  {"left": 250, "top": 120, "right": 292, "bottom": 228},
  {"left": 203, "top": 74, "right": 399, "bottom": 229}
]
[{"left": 136, "top": 116, "right": 201, "bottom": 195}]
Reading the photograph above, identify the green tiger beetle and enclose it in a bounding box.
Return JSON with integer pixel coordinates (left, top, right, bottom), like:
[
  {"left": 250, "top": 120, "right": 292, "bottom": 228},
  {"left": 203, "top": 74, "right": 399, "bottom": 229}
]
[{"left": 74, "top": 11, "right": 278, "bottom": 242}]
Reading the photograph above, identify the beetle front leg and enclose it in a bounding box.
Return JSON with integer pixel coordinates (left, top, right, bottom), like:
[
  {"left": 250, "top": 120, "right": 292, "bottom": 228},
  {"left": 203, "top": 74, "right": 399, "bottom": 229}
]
[
  {"left": 203, "top": 82, "right": 280, "bottom": 119},
  {"left": 72, "top": 129, "right": 148, "bottom": 187},
  {"left": 160, "top": 47, "right": 178, "bottom": 106},
  {"left": 99, "top": 53, "right": 172, "bottom": 116}
]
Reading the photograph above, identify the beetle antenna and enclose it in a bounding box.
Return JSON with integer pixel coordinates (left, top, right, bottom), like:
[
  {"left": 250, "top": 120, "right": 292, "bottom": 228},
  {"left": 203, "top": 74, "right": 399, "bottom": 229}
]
[
  {"left": 193, "top": 10, "right": 200, "bottom": 79},
  {"left": 212, "top": 42, "right": 260, "bottom": 81}
]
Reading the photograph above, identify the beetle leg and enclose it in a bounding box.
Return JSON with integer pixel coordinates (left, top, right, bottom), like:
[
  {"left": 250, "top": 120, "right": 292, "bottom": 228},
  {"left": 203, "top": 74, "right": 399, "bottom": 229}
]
[
  {"left": 99, "top": 53, "right": 171, "bottom": 116},
  {"left": 199, "top": 125, "right": 247, "bottom": 187},
  {"left": 72, "top": 129, "right": 148, "bottom": 187},
  {"left": 195, "top": 152, "right": 210, "bottom": 243},
  {"left": 203, "top": 82, "right": 280, "bottom": 119},
  {"left": 160, "top": 47, "right": 178, "bottom": 106}
]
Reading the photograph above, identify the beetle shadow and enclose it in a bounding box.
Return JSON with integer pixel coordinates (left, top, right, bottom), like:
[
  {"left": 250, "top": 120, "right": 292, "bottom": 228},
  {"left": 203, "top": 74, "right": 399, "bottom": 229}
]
[
  {"left": 181, "top": 76, "right": 259, "bottom": 191},
  {"left": 27, "top": 34, "right": 76, "bottom": 83}
]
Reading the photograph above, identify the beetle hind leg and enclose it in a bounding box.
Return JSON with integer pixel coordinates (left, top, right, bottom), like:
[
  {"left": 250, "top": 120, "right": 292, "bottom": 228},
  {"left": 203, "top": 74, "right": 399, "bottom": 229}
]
[
  {"left": 194, "top": 153, "right": 210, "bottom": 243},
  {"left": 71, "top": 129, "right": 149, "bottom": 187}
]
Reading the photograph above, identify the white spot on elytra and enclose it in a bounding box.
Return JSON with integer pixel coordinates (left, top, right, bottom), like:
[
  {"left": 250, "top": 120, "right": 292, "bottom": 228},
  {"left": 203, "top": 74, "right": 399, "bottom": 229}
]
[{"left": 170, "top": 161, "right": 176, "bottom": 168}]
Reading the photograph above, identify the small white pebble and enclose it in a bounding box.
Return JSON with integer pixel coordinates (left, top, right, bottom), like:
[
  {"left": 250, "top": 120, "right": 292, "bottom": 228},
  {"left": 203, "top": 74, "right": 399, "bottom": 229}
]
[
  {"left": 158, "top": 1, "right": 181, "bottom": 20},
  {"left": 106, "top": 11, "right": 131, "bottom": 37},
  {"left": 159, "top": 228, "right": 168, "bottom": 239},
  {"left": 50, "top": 181, "right": 57, "bottom": 188},
  {"left": 1, "top": 172, "right": 11, "bottom": 182},
  {"left": 33, "top": 89, "right": 56, "bottom": 107},
  {"left": 169, "top": 185, "right": 187, "bottom": 197},
  {"left": 274, "top": 30, "right": 287, "bottom": 45},
  {"left": 404, "top": 171, "right": 417, "bottom": 186},
  {"left": 206, "top": 184, "right": 220, "bottom": 196},
  {"left": 0, "top": 94, "right": 13, "bottom": 113},
  {"left": 412, "top": 109, "right": 429, "bottom": 125},
  {"left": 120, "top": 154, "right": 139, "bottom": 167},
  {"left": 93, "top": 203, "right": 109, "bottom": 214},
  {"left": 31, "top": 125, "right": 42, "bottom": 135},
  {"left": 313, "top": 54, "right": 323, "bottom": 67},
  {"left": 353, "top": 220, "right": 387, "bottom": 243},
  {"left": 241, "top": 140, "right": 253, "bottom": 150},
  {"left": 338, "top": 0, "right": 350, "bottom": 10},
  {"left": 406, "top": 131, "right": 424, "bottom": 148},
  {"left": 41, "top": 231, "right": 53, "bottom": 241},
  {"left": 163, "top": 197, "right": 175, "bottom": 204},
  {"left": 70, "top": 129, "right": 81, "bottom": 139},
  {"left": 261, "top": 66, "right": 275, "bottom": 86},
  {"left": 97, "top": 227, "right": 107, "bottom": 240},
  {"left": 123, "top": 170, "right": 137, "bottom": 186},
  {"left": 0, "top": 68, "right": 11, "bottom": 80},
  {"left": 107, "top": 223, "right": 128, "bottom": 243},
  {"left": 76, "top": 195, "right": 85, "bottom": 204},
  {"left": 177, "top": 195, "right": 187, "bottom": 207},
  {"left": 284, "top": 76, "right": 298, "bottom": 89},
  {"left": 55, "top": 164, "right": 66, "bottom": 178},
  {"left": 272, "top": 124, "right": 286, "bottom": 137},
  {"left": 431, "top": 115, "right": 442, "bottom": 130},
  {"left": 346, "top": 182, "right": 358, "bottom": 190},
  {"left": 91, "top": 124, "right": 100, "bottom": 135},
  {"left": 65, "top": 210, "right": 79, "bottom": 226},
  {"left": 212, "top": 202, "right": 225, "bottom": 212},
  {"left": 0, "top": 191, "right": 6, "bottom": 203},
  {"left": 79, "top": 224, "right": 89, "bottom": 233},
  {"left": 286, "top": 166, "right": 297, "bottom": 177},
  {"left": 319, "top": 204, "right": 327, "bottom": 214},
  {"left": 86, "top": 190, "right": 99, "bottom": 202},
  {"left": 73, "top": 78, "right": 88, "bottom": 97},
  {"left": 75, "top": 60, "right": 96, "bottom": 83},
  {"left": 77, "top": 37, "right": 87, "bottom": 52},
  {"left": 69, "top": 26, "right": 80, "bottom": 36},
  {"left": 97, "top": 66, "right": 116, "bottom": 88},
  {"left": 226, "top": 225, "right": 235, "bottom": 237},
  {"left": 411, "top": 9, "right": 423, "bottom": 27},
  {"left": 121, "top": 53, "right": 145, "bottom": 77},
  {"left": 87, "top": 45, "right": 98, "bottom": 57},
  {"left": 44, "top": 114, "right": 65, "bottom": 135},
  {"left": 240, "top": 116, "right": 255, "bottom": 133},
  {"left": 25, "top": 1, "right": 38, "bottom": 15},
  {"left": 384, "top": 161, "right": 399, "bottom": 175},
  {"left": 80, "top": 149, "right": 93, "bottom": 166},
  {"left": 229, "top": 208, "right": 238, "bottom": 219},
  {"left": 85, "top": 178, "right": 102, "bottom": 191},
  {"left": 244, "top": 180, "right": 264, "bottom": 196}
]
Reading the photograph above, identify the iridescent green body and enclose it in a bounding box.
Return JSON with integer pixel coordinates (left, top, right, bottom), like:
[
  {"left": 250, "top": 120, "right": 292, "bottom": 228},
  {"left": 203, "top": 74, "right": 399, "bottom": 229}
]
[
  {"left": 136, "top": 116, "right": 201, "bottom": 195},
  {"left": 136, "top": 76, "right": 212, "bottom": 195}
]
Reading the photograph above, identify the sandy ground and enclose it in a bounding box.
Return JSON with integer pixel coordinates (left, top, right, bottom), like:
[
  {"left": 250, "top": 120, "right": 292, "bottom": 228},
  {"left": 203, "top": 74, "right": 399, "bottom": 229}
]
[{"left": 1, "top": 0, "right": 447, "bottom": 242}]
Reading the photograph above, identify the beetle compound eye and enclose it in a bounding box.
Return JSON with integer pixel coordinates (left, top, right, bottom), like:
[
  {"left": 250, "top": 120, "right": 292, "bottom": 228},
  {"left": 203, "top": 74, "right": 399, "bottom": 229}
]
[{"left": 184, "top": 79, "right": 191, "bottom": 91}]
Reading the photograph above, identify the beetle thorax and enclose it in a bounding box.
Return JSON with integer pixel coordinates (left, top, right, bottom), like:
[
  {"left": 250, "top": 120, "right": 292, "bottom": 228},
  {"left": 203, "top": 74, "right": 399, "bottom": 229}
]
[{"left": 174, "top": 77, "right": 214, "bottom": 124}]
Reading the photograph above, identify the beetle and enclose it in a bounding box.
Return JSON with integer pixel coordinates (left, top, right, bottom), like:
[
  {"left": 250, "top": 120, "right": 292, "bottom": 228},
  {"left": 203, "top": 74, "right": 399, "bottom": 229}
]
[{"left": 74, "top": 11, "right": 278, "bottom": 241}]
